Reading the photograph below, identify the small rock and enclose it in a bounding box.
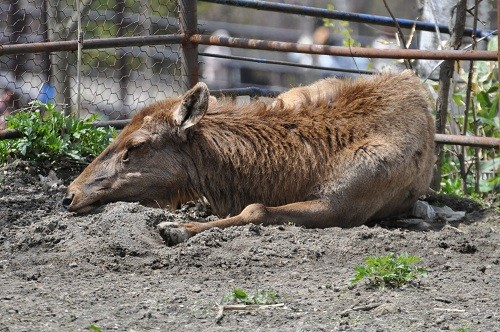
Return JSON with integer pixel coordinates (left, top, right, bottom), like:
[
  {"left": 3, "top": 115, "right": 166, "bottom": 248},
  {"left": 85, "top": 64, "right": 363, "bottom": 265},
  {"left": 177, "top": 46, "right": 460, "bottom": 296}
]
[
  {"left": 191, "top": 285, "right": 202, "bottom": 293},
  {"left": 433, "top": 205, "right": 466, "bottom": 223},
  {"left": 412, "top": 201, "right": 436, "bottom": 220},
  {"left": 39, "top": 170, "right": 62, "bottom": 188},
  {"left": 373, "top": 303, "right": 398, "bottom": 316},
  {"left": 478, "top": 266, "right": 488, "bottom": 273}
]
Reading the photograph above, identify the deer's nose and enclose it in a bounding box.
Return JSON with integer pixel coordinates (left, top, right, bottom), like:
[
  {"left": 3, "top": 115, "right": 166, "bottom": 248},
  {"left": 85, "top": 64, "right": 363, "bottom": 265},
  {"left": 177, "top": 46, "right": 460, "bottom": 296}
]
[{"left": 62, "top": 192, "right": 75, "bottom": 210}]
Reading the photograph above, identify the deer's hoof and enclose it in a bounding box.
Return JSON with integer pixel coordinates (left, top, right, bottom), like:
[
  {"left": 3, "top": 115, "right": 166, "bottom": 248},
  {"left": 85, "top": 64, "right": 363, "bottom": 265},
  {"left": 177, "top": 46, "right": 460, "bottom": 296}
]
[{"left": 157, "top": 222, "right": 190, "bottom": 246}]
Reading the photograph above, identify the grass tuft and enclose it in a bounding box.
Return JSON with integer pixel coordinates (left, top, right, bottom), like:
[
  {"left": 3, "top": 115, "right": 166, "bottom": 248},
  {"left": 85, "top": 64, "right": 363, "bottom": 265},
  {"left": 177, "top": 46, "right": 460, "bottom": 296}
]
[
  {"left": 350, "top": 252, "right": 427, "bottom": 288},
  {"left": 223, "top": 289, "right": 282, "bottom": 305}
]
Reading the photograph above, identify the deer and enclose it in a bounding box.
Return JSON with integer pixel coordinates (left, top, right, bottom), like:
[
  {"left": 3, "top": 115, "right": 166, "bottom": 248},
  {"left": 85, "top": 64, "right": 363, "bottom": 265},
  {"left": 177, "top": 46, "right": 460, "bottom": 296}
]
[{"left": 63, "top": 71, "right": 435, "bottom": 245}]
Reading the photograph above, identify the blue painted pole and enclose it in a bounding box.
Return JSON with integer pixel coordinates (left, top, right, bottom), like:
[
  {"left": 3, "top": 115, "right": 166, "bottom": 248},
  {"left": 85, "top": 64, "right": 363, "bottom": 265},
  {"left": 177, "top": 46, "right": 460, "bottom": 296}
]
[{"left": 200, "top": 0, "right": 492, "bottom": 38}]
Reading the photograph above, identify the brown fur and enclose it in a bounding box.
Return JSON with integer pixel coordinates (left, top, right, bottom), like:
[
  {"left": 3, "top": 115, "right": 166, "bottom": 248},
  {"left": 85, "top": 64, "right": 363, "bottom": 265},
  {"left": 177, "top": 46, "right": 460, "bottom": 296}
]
[
  {"left": 64, "top": 71, "right": 435, "bottom": 239},
  {"left": 271, "top": 77, "right": 342, "bottom": 111}
]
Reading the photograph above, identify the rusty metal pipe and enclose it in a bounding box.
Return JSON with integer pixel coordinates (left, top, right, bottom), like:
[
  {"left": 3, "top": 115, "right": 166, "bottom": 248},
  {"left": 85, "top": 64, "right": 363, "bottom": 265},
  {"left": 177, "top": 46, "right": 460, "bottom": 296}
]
[
  {"left": 92, "top": 119, "right": 130, "bottom": 128},
  {"left": 2, "top": 34, "right": 496, "bottom": 61},
  {"left": 0, "top": 34, "right": 185, "bottom": 56},
  {"left": 190, "top": 35, "right": 498, "bottom": 61},
  {"left": 434, "top": 134, "right": 499, "bottom": 149}
]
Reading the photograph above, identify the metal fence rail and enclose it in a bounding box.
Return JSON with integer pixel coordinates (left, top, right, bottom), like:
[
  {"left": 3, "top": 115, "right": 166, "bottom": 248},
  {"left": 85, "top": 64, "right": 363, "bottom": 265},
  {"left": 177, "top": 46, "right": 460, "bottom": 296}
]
[{"left": 191, "top": 35, "right": 497, "bottom": 61}]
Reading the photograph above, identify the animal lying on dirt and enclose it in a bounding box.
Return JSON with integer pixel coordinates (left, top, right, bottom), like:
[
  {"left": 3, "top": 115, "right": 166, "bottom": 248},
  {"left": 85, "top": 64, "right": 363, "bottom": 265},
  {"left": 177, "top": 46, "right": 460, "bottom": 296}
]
[{"left": 63, "top": 70, "right": 435, "bottom": 245}]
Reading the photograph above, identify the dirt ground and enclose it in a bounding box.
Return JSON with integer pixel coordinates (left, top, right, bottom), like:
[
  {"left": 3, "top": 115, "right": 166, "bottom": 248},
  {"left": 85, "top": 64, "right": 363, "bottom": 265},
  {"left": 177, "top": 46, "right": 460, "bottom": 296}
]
[{"left": 0, "top": 160, "right": 499, "bottom": 332}]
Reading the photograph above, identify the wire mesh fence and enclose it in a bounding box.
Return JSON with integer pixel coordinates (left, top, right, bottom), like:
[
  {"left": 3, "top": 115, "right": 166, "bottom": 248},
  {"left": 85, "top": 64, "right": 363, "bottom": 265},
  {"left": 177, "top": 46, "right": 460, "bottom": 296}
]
[{"left": 0, "top": 0, "right": 183, "bottom": 120}]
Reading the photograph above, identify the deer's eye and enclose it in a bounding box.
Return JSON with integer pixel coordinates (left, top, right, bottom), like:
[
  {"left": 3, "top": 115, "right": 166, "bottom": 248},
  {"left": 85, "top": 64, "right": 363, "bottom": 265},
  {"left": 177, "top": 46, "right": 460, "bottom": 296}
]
[
  {"left": 122, "top": 149, "right": 130, "bottom": 162},
  {"left": 122, "top": 142, "right": 144, "bottom": 162}
]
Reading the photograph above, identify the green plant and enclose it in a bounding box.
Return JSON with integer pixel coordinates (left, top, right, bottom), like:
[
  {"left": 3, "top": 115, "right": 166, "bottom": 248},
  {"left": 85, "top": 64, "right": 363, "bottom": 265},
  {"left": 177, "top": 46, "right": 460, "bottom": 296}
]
[
  {"left": 223, "top": 289, "right": 282, "bottom": 305},
  {"left": 439, "top": 36, "right": 499, "bottom": 198},
  {"left": 0, "top": 101, "right": 116, "bottom": 166},
  {"left": 457, "top": 328, "right": 472, "bottom": 332},
  {"left": 87, "top": 324, "right": 103, "bottom": 332},
  {"left": 350, "top": 252, "right": 427, "bottom": 288},
  {"left": 323, "top": 5, "right": 360, "bottom": 48}
]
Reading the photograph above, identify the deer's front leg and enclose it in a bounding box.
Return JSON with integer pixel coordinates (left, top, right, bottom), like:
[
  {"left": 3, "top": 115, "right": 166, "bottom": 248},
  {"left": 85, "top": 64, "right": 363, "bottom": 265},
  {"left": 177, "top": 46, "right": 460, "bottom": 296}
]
[{"left": 158, "top": 200, "right": 334, "bottom": 246}]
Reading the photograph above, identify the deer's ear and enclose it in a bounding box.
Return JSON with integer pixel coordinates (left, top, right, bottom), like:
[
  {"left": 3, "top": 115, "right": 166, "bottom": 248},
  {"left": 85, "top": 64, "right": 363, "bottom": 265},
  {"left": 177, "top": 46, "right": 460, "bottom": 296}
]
[{"left": 172, "top": 82, "right": 209, "bottom": 133}]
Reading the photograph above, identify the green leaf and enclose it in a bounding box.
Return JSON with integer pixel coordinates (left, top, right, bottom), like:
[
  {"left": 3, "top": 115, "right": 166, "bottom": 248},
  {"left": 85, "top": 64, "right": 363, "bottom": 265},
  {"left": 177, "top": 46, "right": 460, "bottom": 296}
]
[
  {"left": 232, "top": 289, "right": 248, "bottom": 300},
  {"left": 476, "top": 91, "right": 492, "bottom": 109},
  {"left": 452, "top": 93, "right": 465, "bottom": 106},
  {"left": 486, "top": 85, "right": 498, "bottom": 93},
  {"left": 88, "top": 324, "right": 103, "bottom": 332},
  {"left": 486, "top": 97, "right": 499, "bottom": 120}
]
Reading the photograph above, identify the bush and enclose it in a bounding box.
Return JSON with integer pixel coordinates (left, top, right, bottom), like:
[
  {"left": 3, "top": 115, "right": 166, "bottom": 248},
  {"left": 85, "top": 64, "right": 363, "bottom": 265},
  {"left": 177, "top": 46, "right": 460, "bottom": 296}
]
[{"left": 0, "top": 102, "right": 116, "bottom": 167}]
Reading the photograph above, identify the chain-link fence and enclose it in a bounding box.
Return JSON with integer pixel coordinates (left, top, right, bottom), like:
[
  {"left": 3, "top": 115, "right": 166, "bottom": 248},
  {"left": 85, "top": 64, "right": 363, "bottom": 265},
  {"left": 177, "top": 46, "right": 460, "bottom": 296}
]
[{"left": 1, "top": 0, "right": 183, "bottom": 120}]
